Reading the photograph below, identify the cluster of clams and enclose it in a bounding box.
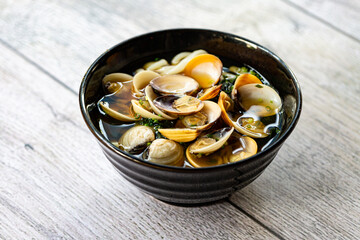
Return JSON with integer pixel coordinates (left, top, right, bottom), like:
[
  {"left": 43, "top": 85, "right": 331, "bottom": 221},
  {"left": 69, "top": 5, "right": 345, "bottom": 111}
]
[{"left": 98, "top": 50, "right": 282, "bottom": 167}]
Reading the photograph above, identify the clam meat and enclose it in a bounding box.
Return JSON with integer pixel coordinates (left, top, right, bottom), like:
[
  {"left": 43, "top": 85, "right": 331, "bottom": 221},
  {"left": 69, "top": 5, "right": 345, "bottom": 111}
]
[
  {"left": 118, "top": 126, "right": 155, "bottom": 153},
  {"left": 145, "top": 139, "right": 184, "bottom": 166}
]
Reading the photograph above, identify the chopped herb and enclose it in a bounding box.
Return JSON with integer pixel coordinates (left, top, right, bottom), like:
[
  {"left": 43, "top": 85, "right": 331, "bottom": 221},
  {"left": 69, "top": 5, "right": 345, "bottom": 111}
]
[
  {"left": 138, "top": 118, "right": 177, "bottom": 139},
  {"left": 246, "top": 124, "right": 252, "bottom": 129},
  {"left": 255, "top": 84, "right": 263, "bottom": 88},
  {"left": 207, "top": 134, "right": 214, "bottom": 138},
  {"left": 147, "top": 142, "right": 151, "bottom": 146},
  {"left": 220, "top": 81, "right": 233, "bottom": 95},
  {"left": 270, "top": 100, "right": 273, "bottom": 103},
  {"left": 215, "top": 137, "right": 220, "bottom": 141},
  {"left": 179, "top": 116, "right": 184, "bottom": 120},
  {"left": 196, "top": 153, "right": 203, "bottom": 158},
  {"left": 139, "top": 99, "right": 144, "bottom": 105},
  {"left": 258, "top": 98, "right": 263, "bottom": 103},
  {"left": 239, "top": 66, "right": 249, "bottom": 73},
  {"left": 276, "top": 128, "right": 281, "bottom": 134},
  {"left": 154, "top": 57, "right": 160, "bottom": 61},
  {"left": 265, "top": 106, "right": 272, "bottom": 111}
]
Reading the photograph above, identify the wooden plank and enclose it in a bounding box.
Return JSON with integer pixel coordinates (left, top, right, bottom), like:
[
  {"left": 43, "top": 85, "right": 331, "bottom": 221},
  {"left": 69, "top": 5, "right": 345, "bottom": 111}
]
[
  {"left": 0, "top": 0, "right": 359, "bottom": 239},
  {"left": 285, "top": 0, "right": 360, "bottom": 41},
  {"left": 0, "top": 43, "right": 277, "bottom": 239}
]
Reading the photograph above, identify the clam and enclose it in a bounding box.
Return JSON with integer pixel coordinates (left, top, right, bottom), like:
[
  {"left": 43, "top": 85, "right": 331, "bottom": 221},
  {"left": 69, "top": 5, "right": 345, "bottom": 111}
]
[
  {"left": 118, "top": 126, "right": 155, "bottom": 153},
  {"left": 99, "top": 80, "right": 140, "bottom": 122},
  {"left": 218, "top": 91, "right": 268, "bottom": 138},
  {"left": 153, "top": 95, "right": 204, "bottom": 116},
  {"left": 158, "top": 128, "right": 200, "bottom": 142},
  {"left": 231, "top": 73, "right": 262, "bottom": 99},
  {"left": 150, "top": 74, "right": 199, "bottom": 96},
  {"left": 184, "top": 54, "right": 223, "bottom": 88},
  {"left": 131, "top": 99, "right": 166, "bottom": 120},
  {"left": 186, "top": 131, "right": 257, "bottom": 168},
  {"left": 145, "top": 139, "right": 184, "bottom": 166},
  {"left": 144, "top": 85, "right": 177, "bottom": 120},
  {"left": 187, "top": 127, "right": 234, "bottom": 154},
  {"left": 179, "top": 100, "right": 221, "bottom": 130},
  {"left": 197, "top": 84, "right": 222, "bottom": 101},
  {"left": 157, "top": 101, "right": 221, "bottom": 142},
  {"left": 102, "top": 73, "right": 133, "bottom": 94},
  {"left": 236, "top": 83, "right": 282, "bottom": 117},
  {"left": 222, "top": 135, "right": 258, "bottom": 163},
  {"left": 132, "top": 70, "right": 160, "bottom": 95}
]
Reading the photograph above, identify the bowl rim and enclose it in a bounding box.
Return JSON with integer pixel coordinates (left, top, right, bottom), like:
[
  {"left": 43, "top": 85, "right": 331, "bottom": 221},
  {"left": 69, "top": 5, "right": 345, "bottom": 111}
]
[{"left": 79, "top": 28, "right": 302, "bottom": 172}]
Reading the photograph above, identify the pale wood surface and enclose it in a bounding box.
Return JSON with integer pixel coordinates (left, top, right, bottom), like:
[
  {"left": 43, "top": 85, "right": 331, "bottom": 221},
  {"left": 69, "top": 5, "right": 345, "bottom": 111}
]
[
  {"left": 286, "top": 0, "right": 360, "bottom": 41},
  {"left": 0, "top": 0, "right": 359, "bottom": 239}
]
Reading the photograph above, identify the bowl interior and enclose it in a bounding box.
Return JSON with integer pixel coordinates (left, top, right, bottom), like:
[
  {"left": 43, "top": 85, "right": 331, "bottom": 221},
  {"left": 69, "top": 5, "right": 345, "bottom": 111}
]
[{"left": 80, "top": 29, "right": 301, "bottom": 169}]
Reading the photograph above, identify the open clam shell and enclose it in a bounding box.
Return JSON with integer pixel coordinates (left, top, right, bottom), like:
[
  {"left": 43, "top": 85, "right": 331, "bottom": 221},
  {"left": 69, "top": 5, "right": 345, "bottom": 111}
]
[
  {"left": 132, "top": 70, "right": 160, "bottom": 95},
  {"left": 102, "top": 73, "right": 133, "bottom": 94},
  {"left": 150, "top": 74, "right": 199, "bottom": 96},
  {"left": 184, "top": 53, "right": 223, "bottom": 89},
  {"left": 144, "top": 85, "right": 177, "bottom": 120},
  {"left": 218, "top": 91, "right": 269, "bottom": 138},
  {"left": 231, "top": 73, "right": 262, "bottom": 99},
  {"left": 157, "top": 101, "right": 221, "bottom": 142},
  {"left": 99, "top": 101, "right": 139, "bottom": 122},
  {"left": 157, "top": 128, "right": 200, "bottom": 142},
  {"left": 186, "top": 131, "right": 258, "bottom": 168},
  {"left": 224, "top": 136, "right": 257, "bottom": 163},
  {"left": 188, "top": 127, "right": 234, "bottom": 154},
  {"left": 180, "top": 101, "right": 221, "bottom": 131},
  {"left": 236, "top": 83, "right": 282, "bottom": 117},
  {"left": 197, "top": 85, "right": 222, "bottom": 101},
  {"left": 153, "top": 95, "right": 204, "bottom": 116},
  {"left": 99, "top": 80, "right": 140, "bottom": 122},
  {"left": 131, "top": 99, "right": 166, "bottom": 120}
]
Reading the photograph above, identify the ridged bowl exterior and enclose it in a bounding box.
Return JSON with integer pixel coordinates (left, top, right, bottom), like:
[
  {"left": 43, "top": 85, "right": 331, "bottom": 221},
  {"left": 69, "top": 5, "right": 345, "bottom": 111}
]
[{"left": 79, "top": 29, "right": 302, "bottom": 204}]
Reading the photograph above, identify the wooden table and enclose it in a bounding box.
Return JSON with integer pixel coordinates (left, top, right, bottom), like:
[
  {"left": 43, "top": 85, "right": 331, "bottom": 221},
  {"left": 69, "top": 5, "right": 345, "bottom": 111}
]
[{"left": 0, "top": 0, "right": 359, "bottom": 239}]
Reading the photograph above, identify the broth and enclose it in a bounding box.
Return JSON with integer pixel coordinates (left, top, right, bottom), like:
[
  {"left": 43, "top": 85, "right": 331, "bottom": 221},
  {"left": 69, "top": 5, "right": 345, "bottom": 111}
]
[{"left": 89, "top": 50, "right": 283, "bottom": 168}]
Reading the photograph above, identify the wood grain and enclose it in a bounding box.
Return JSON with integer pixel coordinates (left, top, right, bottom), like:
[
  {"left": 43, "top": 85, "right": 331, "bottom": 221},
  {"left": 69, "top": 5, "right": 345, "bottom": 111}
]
[
  {"left": 0, "top": 41, "right": 277, "bottom": 239},
  {"left": 285, "top": 0, "right": 360, "bottom": 41},
  {"left": 0, "top": 0, "right": 359, "bottom": 239}
]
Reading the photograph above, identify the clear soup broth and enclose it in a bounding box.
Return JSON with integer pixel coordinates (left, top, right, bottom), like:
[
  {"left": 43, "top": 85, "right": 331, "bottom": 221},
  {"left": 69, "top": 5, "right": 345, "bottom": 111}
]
[{"left": 89, "top": 50, "right": 283, "bottom": 168}]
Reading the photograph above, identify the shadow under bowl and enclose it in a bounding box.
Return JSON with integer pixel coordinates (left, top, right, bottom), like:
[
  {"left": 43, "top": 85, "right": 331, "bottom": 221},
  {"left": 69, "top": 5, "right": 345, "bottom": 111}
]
[{"left": 79, "top": 29, "right": 302, "bottom": 205}]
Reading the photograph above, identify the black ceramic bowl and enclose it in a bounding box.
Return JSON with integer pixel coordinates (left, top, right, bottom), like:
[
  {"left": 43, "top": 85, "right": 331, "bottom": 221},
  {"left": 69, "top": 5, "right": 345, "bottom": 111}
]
[{"left": 79, "top": 29, "right": 302, "bottom": 204}]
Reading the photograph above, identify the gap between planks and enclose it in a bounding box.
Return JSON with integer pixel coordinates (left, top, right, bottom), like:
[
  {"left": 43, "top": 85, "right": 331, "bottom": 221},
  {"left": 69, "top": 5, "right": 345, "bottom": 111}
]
[
  {"left": 281, "top": 0, "right": 360, "bottom": 44},
  {"left": 0, "top": 35, "right": 285, "bottom": 238},
  {"left": 227, "top": 199, "right": 285, "bottom": 240},
  {"left": 0, "top": 38, "right": 77, "bottom": 95}
]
